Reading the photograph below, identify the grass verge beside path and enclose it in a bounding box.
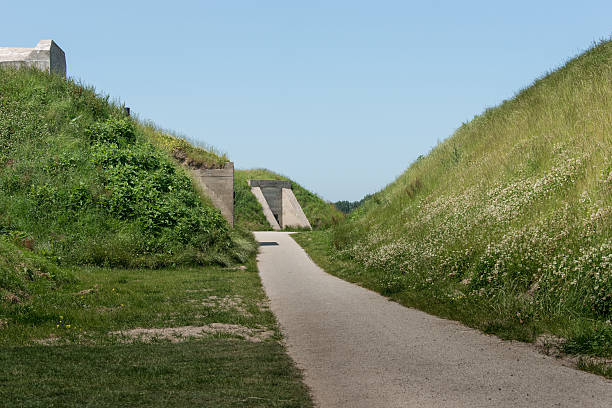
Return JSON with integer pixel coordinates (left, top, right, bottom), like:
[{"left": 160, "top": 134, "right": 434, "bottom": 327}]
[
  {"left": 0, "top": 261, "right": 313, "bottom": 407},
  {"left": 293, "top": 231, "right": 612, "bottom": 379}
]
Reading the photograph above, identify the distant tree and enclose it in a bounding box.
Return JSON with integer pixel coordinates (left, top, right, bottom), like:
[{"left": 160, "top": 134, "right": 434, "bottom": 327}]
[
  {"left": 334, "top": 194, "right": 374, "bottom": 214},
  {"left": 334, "top": 201, "right": 351, "bottom": 214}
]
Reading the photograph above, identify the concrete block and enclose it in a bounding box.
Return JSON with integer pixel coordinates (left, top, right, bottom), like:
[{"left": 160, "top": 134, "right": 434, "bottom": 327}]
[
  {"left": 190, "top": 162, "right": 234, "bottom": 226},
  {"left": 251, "top": 187, "right": 281, "bottom": 230},
  {"left": 0, "top": 40, "right": 66, "bottom": 76},
  {"left": 248, "top": 179, "right": 311, "bottom": 229},
  {"left": 260, "top": 186, "right": 283, "bottom": 226},
  {"left": 282, "top": 188, "right": 311, "bottom": 229},
  {"left": 248, "top": 180, "right": 289, "bottom": 226},
  {"left": 248, "top": 179, "right": 291, "bottom": 189}
]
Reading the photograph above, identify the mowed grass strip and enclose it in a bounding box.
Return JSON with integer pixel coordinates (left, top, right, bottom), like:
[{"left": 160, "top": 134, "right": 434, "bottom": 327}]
[
  {"left": 0, "top": 262, "right": 313, "bottom": 407},
  {"left": 0, "top": 341, "right": 309, "bottom": 408}
]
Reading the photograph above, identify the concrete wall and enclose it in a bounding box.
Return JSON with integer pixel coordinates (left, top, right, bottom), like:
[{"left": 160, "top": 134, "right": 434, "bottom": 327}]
[
  {"left": 248, "top": 180, "right": 311, "bottom": 229},
  {"left": 251, "top": 187, "right": 281, "bottom": 230},
  {"left": 0, "top": 40, "right": 66, "bottom": 77},
  {"left": 281, "top": 188, "right": 312, "bottom": 229},
  {"left": 190, "top": 162, "right": 234, "bottom": 226},
  {"left": 248, "top": 180, "right": 290, "bottom": 227}
]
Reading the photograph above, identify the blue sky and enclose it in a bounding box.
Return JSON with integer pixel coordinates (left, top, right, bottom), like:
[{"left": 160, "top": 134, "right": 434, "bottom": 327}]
[{"left": 3, "top": 1, "right": 611, "bottom": 201}]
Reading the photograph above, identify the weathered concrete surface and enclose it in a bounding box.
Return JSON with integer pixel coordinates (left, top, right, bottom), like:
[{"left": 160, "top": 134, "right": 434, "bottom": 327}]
[
  {"left": 190, "top": 162, "right": 234, "bottom": 225},
  {"left": 251, "top": 186, "right": 281, "bottom": 230},
  {"left": 249, "top": 180, "right": 289, "bottom": 226},
  {"left": 281, "top": 188, "right": 311, "bottom": 229},
  {"left": 249, "top": 180, "right": 292, "bottom": 190},
  {"left": 248, "top": 180, "right": 311, "bottom": 229},
  {"left": 0, "top": 40, "right": 66, "bottom": 76},
  {"left": 255, "top": 231, "right": 612, "bottom": 408}
]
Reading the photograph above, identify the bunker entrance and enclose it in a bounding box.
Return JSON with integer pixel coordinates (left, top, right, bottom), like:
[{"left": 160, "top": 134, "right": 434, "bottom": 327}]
[{"left": 248, "top": 179, "right": 312, "bottom": 230}]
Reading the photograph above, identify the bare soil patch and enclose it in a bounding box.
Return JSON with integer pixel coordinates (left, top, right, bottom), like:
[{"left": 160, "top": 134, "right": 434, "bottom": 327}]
[
  {"left": 199, "top": 295, "right": 252, "bottom": 316},
  {"left": 33, "top": 333, "right": 62, "bottom": 345},
  {"left": 110, "top": 324, "right": 274, "bottom": 343}
]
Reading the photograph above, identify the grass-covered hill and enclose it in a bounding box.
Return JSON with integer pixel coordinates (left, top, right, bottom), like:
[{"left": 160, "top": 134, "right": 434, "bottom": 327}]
[
  {"left": 234, "top": 168, "right": 344, "bottom": 230},
  {"left": 0, "top": 68, "right": 313, "bottom": 406},
  {"left": 0, "top": 67, "right": 255, "bottom": 269},
  {"left": 298, "top": 40, "right": 612, "bottom": 364}
]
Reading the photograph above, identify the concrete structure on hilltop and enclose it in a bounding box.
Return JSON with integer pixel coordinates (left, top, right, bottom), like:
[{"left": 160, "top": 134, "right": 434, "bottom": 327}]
[
  {"left": 249, "top": 180, "right": 311, "bottom": 230},
  {"left": 190, "top": 162, "right": 235, "bottom": 226},
  {"left": 0, "top": 40, "right": 66, "bottom": 77},
  {"left": 0, "top": 40, "right": 242, "bottom": 228}
]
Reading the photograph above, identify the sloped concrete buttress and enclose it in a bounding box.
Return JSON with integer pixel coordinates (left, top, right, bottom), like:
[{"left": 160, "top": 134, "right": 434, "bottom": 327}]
[
  {"left": 248, "top": 180, "right": 311, "bottom": 229},
  {"left": 189, "top": 162, "right": 234, "bottom": 226},
  {"left": 0, "top": 40, "right": 66, "bottom": 76},
  {"left": 251, "top": 187, "right": 281, "bottom": 230},
  {"left": 281, "top": 188, "right": 311, "bottom": 229}
]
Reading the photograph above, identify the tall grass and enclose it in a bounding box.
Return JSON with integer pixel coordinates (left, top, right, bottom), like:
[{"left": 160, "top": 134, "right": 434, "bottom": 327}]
[
  {"left": 141, "top": 121, "right": 229, "bottom": 169},
  {"left": 326, "top": 40, "right": 612, "bottom": 351}
]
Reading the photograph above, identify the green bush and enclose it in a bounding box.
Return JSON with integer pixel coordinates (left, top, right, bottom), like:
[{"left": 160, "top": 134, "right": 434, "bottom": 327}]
[
  {"left": 0, "top": 67, "right": 254, "bottom": 268},
  {"left": 0, "top": 235, "right": 73, "bottom": 310}
]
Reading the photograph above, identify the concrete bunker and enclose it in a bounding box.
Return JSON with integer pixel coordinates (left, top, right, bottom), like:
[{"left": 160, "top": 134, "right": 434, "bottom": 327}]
[
  {"left": 0, "top": 40, "right": 66, "bottom": 77},
  {"left": 249, "top": 180, "right": 311, "bottom": 230},
  {"left": 188, "top": 162, "right": 235, "bottom": 226},
  {"left": 0, "top": 40, "right": 239, "bottom": 228}
]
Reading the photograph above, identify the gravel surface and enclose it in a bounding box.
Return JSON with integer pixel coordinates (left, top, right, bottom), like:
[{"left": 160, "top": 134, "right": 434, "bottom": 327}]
[{"left": 254, "top": 231, "right": 612, "bottom": 408}]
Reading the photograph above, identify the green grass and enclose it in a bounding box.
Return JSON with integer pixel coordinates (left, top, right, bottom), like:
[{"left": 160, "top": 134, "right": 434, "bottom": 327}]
[
  {"left": 0, "top": 67, "right": 255, "bottom": 267},
  {"left": 234, "top": 169, "right": 343, "bottom": 230},
  {"left": 0, "top": 261, "right": 313, "bottom": 407},
  {"left": 577, "top": 359, "right": 612, "bottom": 380},
  {"left": 0, "top": 236, "right": 74, "bottom": 306},
  {"left": 143, "top": 121, "right": 229, "bottom": 169},
  {"left": 295, "top": 231, "right": 612, "bottom": 374},
  {"left": 0, "top": 67, "right": 310, "bottom": 405},
  {"left": 293, "top": 39, "right": 612, "bottom": 373},
  {"left": 295, "top": 231, "right": 542, "bottom": 341},
  {"left": 0, "top": 261, "right": 274, "bottom": 343},
  {"left": 0, "top": 341, "right": 310, "bottom": 407}
]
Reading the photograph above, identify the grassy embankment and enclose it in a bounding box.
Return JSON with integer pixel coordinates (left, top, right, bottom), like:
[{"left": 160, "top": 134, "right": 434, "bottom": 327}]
[
  {"left": 295, "top": 40, "right": 612, "bottom": 377},
  {"left": 0, "top": 67, "right": 312, "bottom": 406},
  {"left": 0, "top": 67, "right": 253, "bottom": 268},
  {"left": 234, "top": 168, "right": 343, "bottom": 231}
]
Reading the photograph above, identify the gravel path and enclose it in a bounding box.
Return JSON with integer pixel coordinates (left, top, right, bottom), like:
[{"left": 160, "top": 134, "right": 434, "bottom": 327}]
[{"left": 254, "top": 231, "right": 612, "bottom": 408}]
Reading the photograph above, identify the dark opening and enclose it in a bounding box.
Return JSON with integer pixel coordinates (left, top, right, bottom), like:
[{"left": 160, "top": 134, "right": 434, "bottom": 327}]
[{"left": 259, "top": 241, "right": 279, "bottom": 246}]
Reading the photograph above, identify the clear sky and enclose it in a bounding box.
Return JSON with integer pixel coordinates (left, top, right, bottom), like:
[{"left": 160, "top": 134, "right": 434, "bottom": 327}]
[{"left": 3, "top": 1, "right": 611, "bottom": 201}]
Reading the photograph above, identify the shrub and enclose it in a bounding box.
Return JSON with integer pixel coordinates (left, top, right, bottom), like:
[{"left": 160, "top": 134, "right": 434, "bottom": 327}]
[{"left": 0, "top": 68, "right": 254, "bottom": 268}]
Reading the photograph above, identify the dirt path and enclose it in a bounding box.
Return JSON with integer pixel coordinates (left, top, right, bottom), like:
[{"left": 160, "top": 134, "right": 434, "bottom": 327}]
[{"left": 254, "top": 231, "right": 612, "bottom": 407}]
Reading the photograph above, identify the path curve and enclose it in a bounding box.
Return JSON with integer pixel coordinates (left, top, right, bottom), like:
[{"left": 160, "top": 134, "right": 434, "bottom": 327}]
[{"left": 255, "top": 231, "right": 612, "bottom": 407}]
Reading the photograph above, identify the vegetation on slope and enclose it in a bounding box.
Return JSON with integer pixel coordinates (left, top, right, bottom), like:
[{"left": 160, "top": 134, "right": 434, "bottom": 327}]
[
  {"left": 0, "top": 68, "right": 311, "bottom": 405},
  {"left": 0, "top": 67, "right": 255, "bottom": 269},
  {"left": 235, "top": 168, "right": 344, "bottom": 230},
  {"left": 297, "top": 40, "right": 612, "bottom": 364},
  {"left": 0, "top": 235, "right": 73, "bottom": 314},
  {"left": 143, "top": 122, "right": 229, "bottom": 169},
  {"left": 334, "top": 194, "right": 374, "bottom": 214}
]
